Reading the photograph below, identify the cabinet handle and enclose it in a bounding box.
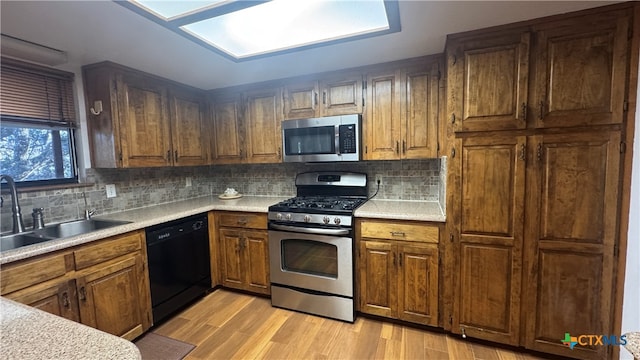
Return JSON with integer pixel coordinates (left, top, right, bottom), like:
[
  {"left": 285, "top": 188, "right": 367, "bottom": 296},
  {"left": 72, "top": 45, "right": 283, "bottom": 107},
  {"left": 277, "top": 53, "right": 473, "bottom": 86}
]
[
  {"left": 451, "top": 113, "right": 456, "bottom": 124},
  {"left": 519, "top": 143, "right": 525, "bottom": 161},
  {"left": 451, "top": 147, "right": 456, "bottom": 158},
  {"left": 323, "top": 91, "right": 326, "bottom": 104},
  {"left": 277, "top": 147, "right": 281, "bottom": 156},
  {"left": 538, "top": 100, "right": 545, "bottom": 120},
  {"left": 314, "top": 92, "right": 318, "bottom": 107},
  {"left": 62, "top": 291, "right": 70, "bottom": 308},
  {"left": 399, "top": 253, "right": 403, "bottom": 267},
  {"left": 390, "top": 231, "right": 406, "bottom": 237},
  {"left": 167, "top": 150, "right": 171, "bottom": 161},
  {"left": 174, "top": 150, "right": 178, "bottom": 162},
  {"left": 537, "top": 143, "right": 543, "bottom": 161},
  {"left": 79, "top": 286, "right": 87, "bottom": 302},
  {"left": 521, "top": 102, "right": 527, "bottom": 121},
  {"left": 396, "top": 141, "right": 399, "bottom": 153},
  {"left": 402, "top": 140, "right": 406, "bottom": 154}
]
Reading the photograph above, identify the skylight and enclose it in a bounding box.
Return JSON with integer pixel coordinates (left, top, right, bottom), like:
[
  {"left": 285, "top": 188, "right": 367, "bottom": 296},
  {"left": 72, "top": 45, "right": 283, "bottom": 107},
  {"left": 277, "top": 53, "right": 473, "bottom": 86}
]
[{"left": 121, "top": 0, "right": 400, "bottom": 61}]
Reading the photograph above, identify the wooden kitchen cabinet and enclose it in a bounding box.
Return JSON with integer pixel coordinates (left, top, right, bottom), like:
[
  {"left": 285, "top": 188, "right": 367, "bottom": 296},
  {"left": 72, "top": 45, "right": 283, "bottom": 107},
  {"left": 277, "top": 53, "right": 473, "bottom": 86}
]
[
  {"left": 451, "top": 135, "right": 526, "bottom": 346},
  {"left": 521, "top": 131, "right": 621, "bottom": 359},
  {"left": 531, "top": 10, "right": 629, "bottom": 129},
  {"left": 363, "top": 58, "right": 440, "bottom": 160},
  {"left": 283, "top": 72, "right": 363, "bottom": 119},
  {"left": 210, "top": 93, "right": 243, "bottom": 164},
  {"left": 0, "top": 230, "right": 152, "bottom": 340},
  {"left": 217, "top": 212, "right": 270, "bottom": 295},
  {"left": 447, "top": 31, "right": 530, "bottom": 132},
  {"left": 447, "top": 9, "right": 629, "bottom": 132},
  {"left": 243, "top": 87, "right": 283, "bottom": 163},
  {"left": 83, "top": 62, "right": 208, "bottom": 168},
  {"left": 210, "top": 86, "right": 283, "bottom": 164},
  {"left": 357, "top": 219, "right": 440, "bottom": 326}
]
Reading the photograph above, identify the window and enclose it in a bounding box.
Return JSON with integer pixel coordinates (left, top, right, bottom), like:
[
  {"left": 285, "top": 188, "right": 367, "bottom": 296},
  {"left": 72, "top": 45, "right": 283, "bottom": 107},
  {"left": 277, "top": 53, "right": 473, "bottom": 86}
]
[
  {"left": 0, "top": 58, "right": 78, "bottom": 187},
  {"left": 119, "top": 0, "right": 400, "bottom": 61}
]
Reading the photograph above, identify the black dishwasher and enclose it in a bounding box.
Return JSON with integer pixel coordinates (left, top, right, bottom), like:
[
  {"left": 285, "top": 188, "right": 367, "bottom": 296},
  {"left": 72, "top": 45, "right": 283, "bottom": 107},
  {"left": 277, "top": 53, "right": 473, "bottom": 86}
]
[{"left": 146, "top": 213, "right": 211, "bottom": 324}]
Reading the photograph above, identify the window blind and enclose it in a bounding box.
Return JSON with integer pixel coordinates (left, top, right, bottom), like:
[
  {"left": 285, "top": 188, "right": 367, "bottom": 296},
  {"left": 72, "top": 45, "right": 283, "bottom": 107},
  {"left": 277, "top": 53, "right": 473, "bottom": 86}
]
[{"left": 0, "top": 58, "right": 76, "bottom": 126}]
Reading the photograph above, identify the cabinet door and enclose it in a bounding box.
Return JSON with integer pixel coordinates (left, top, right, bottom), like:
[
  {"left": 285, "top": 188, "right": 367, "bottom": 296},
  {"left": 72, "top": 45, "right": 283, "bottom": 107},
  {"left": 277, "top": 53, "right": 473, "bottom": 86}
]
[
  {"left": 118, "top": 75, "right": 171, "bottom": 167},
  {"left": 243, "top": 230, "right": 270, "bottom": 295},
  {"left": 397, "top": 243, "right": 439, "bottom": 326},
  {"left": 448, "top": 32, "right": 529, "bottom": 132},
  {"left": 77, "top": 253, "right": 147, "bottom": 340},
  {"left": 363, "top": 68, "right": 402, "bottom": 160},
  {"left": 283, "top": 81, "right": 319, "bottom": 119},
  {"left": 453, "top": 135, "right": 526, "bottom": 345},
  {"left": 211, "top": 95, "right": 243, "bottom": 164},
  {"left": 219, "top": 228, "right": 245, "bottom": 290},
  {"left": 402, "top": 62, "right": 439, "bottom": 159},
  {"left": 6, "top": 279, "right": 79, "bottom": 322},
  {"left": 358, "top": 240, "right": 396, "bottom": 318},
  {"left": 532, "top": 11, "right": 629, "bottom": 128},
  {"left": 169, "top": 89, "right": 208, "bottom": 166},
  {"left": 320, "top": 73, "right": 363, "bottom": 117},
  {"left": 244, "top": 88, "right": 283, "bottom": 164},
  {"left": 522, "top": 131, "right": 620, "bottom": 359}
]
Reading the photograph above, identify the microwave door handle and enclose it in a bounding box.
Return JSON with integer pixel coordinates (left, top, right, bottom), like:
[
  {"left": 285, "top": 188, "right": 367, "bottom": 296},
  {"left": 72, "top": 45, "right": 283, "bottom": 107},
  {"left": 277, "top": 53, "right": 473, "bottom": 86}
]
[
  {"left": 335, "top": 125, "right": 341, "bottom": 155},
  {"left": 270, "top": 223, "right": 350, "bottom": 236}
]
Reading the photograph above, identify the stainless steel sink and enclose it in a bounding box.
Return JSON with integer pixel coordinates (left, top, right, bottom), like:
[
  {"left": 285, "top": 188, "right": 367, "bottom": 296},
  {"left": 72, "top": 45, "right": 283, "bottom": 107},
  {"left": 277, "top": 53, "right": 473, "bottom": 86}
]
[
  {"left": 0, "top": 232, "right": 55, "bottom": 251},
  {"left": 33, "top": 219, "right": 131, "bottom": 239},
  {"left": 1, "top": 219, "right": 131, "bottom": 252}
]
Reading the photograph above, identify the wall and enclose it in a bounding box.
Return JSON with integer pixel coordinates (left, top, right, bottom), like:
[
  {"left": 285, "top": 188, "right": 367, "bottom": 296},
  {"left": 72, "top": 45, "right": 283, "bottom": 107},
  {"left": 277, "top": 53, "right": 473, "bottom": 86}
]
[
  {"left": 0, "top": 159, "right": 442, "bottom": 232},
  {"left": 620, "top": 65, "right": 640, "bottom": 359}
]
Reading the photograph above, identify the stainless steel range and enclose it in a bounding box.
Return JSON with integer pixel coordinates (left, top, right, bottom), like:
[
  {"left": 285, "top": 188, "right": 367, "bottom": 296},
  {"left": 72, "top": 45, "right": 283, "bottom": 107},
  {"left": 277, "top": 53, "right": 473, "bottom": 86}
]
[{"left": 268, "top": 172, "right": 368, "bottom": 322}]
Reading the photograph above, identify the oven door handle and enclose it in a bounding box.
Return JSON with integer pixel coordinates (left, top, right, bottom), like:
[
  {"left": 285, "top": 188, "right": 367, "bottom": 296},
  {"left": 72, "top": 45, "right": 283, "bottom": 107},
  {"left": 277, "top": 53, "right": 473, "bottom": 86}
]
[{"left": 270, "top": 224, "right": 350, "bottom": 236}]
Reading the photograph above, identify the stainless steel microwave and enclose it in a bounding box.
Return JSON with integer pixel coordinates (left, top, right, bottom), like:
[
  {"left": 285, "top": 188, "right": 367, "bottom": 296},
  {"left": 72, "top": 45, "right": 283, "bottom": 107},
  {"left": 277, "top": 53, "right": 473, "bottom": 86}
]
[{"left": 282, "top": 114, "right": 361, "bottom": 162}]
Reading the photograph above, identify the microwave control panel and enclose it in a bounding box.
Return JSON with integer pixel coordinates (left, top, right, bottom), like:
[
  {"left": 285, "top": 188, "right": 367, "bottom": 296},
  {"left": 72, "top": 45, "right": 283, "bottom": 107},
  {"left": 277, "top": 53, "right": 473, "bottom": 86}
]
[{"left": 339, "top": 125, "right": 357, "bottom": 153}]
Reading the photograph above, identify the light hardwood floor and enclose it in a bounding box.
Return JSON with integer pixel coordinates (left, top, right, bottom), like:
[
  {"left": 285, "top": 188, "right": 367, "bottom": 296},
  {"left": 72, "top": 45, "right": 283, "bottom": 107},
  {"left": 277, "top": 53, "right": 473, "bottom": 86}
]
[{"left": 153, "top": 289, "right": 551, "bottom": 360}]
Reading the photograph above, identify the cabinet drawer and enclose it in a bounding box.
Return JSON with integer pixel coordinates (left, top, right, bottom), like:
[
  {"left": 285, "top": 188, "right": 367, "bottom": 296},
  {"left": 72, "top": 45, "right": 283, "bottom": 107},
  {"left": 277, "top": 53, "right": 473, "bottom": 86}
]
[
  {"left": 1, "top": 252, "right": 71, "bottom": 295},
  {"left": 74, "top": 231, "right": 143, "bottom": 270},
  {"left": 218, "top": 212, "right": 267, "bottom": 229},
  {"left": 360, "top": 220, "right": 439, "bottom": 243}
]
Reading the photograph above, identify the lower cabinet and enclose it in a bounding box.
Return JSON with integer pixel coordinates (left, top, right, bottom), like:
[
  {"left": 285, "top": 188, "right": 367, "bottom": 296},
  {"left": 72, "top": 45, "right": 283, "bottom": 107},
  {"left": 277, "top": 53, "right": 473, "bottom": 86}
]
[
  {"left": 217, "top": 212, "right": 270, "bottom": 295},
  {"left": 357, "top": 219, "right": 440, "bottom": 326},
  {"left": 1, "top": 230, "right": 152, "bottom": 340}
]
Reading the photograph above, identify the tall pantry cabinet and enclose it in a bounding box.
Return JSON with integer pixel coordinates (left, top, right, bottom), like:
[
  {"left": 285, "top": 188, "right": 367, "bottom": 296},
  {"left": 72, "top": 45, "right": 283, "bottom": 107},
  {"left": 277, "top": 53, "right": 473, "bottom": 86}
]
[{"left": 446, "top": 6, "right": 631, "bottom": 360}]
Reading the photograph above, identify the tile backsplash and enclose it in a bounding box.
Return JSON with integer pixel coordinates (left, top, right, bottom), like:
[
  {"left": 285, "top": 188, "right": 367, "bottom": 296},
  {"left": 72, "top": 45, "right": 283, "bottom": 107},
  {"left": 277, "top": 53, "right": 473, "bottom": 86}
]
[{"left": 1, "top": 159, "right": 443, "bottom": 232}]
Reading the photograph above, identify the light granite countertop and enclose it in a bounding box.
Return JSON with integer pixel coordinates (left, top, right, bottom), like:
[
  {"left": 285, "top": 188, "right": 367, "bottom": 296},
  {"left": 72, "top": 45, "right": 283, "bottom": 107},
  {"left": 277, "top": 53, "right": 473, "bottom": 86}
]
[
  {"left": 1, "top": 195, "right": 445, "bottom": 264},
  {"left": 0, "top": 297, "right": 141, "bottom": 360},
  {"left": 355, "top": 199, "right": 445, "bottom": 222},
  {"left": 0, "top": 195, "right": 288, "bottom": 265}
]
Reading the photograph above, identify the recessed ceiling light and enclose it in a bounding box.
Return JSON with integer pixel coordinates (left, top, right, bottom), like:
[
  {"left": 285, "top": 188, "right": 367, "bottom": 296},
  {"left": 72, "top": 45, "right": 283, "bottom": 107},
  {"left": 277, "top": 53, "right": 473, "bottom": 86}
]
[{"left": 120, "top": 0, "right": 400, "bottom": 61}]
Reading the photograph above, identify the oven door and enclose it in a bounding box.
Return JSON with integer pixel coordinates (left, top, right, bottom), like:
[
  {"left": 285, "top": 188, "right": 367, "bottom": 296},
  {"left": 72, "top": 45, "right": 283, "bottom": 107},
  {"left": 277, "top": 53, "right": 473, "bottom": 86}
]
[{"left": 268, "top": 229, "right": 353, "bottom": 297}]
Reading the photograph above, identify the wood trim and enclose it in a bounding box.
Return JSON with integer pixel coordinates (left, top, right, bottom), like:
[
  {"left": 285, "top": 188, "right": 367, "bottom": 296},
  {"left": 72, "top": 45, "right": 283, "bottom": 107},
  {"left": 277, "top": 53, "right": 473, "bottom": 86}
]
[{"left": 613, "top": 3, "right": 640, "bottom": 360}]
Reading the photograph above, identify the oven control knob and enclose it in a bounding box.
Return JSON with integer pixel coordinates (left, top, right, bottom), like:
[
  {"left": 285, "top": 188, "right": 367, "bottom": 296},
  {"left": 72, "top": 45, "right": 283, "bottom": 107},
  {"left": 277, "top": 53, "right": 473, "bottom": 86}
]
[
  {"left": 334, "top": 217, "right": 341, "bottom": 225},
  {"left": 322, "top": 216, "right": 330, "bottom": 224},
  {"left": 276, "top": 213, "right": 283, "bottom": 220},
  {"left": 304, "top": 215, "right": 311, "bottom": 223},
  {"left": 285, "top": 213, "right": 292, "bottom": 221}
]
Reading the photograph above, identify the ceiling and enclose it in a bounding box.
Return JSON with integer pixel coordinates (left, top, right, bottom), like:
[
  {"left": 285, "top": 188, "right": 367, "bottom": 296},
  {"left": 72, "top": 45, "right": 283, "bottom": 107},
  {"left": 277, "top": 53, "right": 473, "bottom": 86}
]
[{"left": 0, "top": 1, "right": 621, "bottom": 90}]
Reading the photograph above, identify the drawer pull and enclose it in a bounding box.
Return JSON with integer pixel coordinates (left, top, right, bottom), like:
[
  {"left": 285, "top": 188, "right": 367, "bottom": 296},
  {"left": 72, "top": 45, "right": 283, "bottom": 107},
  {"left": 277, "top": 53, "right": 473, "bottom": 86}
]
[
  {"left": 237, "top": 219, "right": 248, "bottom": 225},
  {"left": 62, "top": 292, "right": 70, "bottom": 308},
  {"left": 390, "top": 231, "right": 406, "bottom": 237},
  {"left": 79, "top": 286, "right": 87, "bottom": 302}
]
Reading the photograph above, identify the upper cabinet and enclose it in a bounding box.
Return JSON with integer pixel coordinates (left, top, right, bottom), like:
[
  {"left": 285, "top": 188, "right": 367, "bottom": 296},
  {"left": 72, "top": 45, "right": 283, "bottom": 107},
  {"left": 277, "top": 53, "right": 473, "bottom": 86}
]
[
  {"left": 447, "top": 32, "right": 530, "bottom": 132},
  {"left": 283, "top": 72, "right": 363, "bottom": 119},
  {"left": 209, "top": 86, "right": 283, "bottom": 164},
  {"left": 447, "top": 8, "right": 630, "bottom": 132},
  {"left": 531, "top": 10, "right": 630, "bottom": 128},
  {"left": 363, "top": 57, "right": 441, "bottom": 160},
  {"left": 83, "top": 62, "right": 208, "bottom": 168}
]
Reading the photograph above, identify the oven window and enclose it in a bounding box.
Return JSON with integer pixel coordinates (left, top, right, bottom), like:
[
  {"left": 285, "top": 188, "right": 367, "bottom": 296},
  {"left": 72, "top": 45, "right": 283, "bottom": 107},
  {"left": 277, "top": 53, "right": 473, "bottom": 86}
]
[
  {"left": 284, "top": 126, "right": 335, "bottom": 155},
  {"left": 281, "top": 239, "right": 338, "bottom": 278}
]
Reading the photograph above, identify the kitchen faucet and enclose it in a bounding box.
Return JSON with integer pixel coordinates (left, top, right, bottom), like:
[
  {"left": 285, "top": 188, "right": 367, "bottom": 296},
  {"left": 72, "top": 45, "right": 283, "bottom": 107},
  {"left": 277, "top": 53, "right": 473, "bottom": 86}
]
[{"left": 0, "top": 174, "right": 25, "bottom": 233}]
